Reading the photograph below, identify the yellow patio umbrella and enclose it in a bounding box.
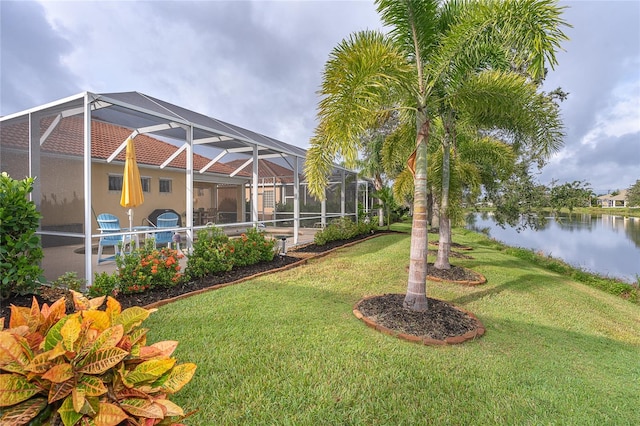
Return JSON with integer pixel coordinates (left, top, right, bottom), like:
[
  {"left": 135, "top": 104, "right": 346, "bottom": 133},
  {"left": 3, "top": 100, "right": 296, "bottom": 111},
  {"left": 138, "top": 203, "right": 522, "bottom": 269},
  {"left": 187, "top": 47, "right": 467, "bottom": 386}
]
[{"left": 120, "top": 137, "right": 144, "bottom": 242}]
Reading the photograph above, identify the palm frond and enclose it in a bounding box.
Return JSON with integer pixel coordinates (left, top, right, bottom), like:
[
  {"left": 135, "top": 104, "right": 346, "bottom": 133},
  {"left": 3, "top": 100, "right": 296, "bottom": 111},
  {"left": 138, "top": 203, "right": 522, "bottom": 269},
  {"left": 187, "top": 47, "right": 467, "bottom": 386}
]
[
  {"left": 392, "top": 167, "right": 415, "bottom": 204},
  {"left": 319, "top": 30, "right": 412, "bottom": 154},
  {"left": 491, "top": 0, "right": 571, "bottom": 81},
  {"left": 427, "top": 0, "right": 570, "bottom": 89},
  {"left": 304, "top": 133, "right": 337, "bottom": 199},
  {"left": 375, "top": 0, "right": 440, "bottom": 67},
  {"left": 381, "top": 118, "right": 415, "bottom": 176},
  {"left": 306, "top": 30, "right": 412, "bottom": 198},
  {"left": 460, "top": 136, "right": 516, "bottom": 182},
  {"left": 454, "top": 69, "right": 564, "bottom": 160}
]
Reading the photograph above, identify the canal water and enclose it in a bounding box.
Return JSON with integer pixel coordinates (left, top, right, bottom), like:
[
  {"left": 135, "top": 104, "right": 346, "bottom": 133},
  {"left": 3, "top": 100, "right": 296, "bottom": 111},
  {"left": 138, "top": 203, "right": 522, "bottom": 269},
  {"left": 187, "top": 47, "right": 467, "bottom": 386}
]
[{"left": 466, "top": 212, "right": 640, "bottom": 283}]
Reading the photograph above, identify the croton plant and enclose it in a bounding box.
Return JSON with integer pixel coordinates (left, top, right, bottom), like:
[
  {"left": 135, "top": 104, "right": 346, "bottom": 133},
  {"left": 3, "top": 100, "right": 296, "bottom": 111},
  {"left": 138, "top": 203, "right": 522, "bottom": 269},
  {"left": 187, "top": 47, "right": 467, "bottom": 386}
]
[{"left": 0, "top": 291, "right": 197, "bottom": 425}]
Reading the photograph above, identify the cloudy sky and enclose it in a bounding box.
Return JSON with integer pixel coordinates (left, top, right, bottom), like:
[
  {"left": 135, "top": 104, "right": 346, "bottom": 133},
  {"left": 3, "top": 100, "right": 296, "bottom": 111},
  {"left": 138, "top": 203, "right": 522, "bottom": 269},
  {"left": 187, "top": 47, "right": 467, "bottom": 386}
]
[{"left": 1, "top": 0, "right": 638, "bottom": 194}]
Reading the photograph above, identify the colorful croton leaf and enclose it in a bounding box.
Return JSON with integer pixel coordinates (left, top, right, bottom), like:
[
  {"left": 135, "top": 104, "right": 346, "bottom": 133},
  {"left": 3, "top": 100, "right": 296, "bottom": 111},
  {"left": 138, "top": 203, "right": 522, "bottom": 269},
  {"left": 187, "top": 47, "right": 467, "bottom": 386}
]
[{"left": 0, "top": 291, "right": 197, "bottom": 425}]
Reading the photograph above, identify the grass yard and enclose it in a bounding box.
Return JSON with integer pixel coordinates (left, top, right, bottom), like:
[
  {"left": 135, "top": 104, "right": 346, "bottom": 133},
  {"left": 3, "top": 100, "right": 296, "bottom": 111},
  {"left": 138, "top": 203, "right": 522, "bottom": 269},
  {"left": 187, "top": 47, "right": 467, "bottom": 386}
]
[{"left": 146, "top": 228, "right": 640, "bottom": 425}]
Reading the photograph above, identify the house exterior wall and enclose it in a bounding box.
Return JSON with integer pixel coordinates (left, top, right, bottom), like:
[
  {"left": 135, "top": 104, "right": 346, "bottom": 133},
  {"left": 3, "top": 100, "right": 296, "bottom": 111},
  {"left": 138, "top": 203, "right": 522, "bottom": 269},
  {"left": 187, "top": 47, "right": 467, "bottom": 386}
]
[
  {"left": 91, "top": 162, "right": 187, "bottom": 230},
  {"left": 217, "top": 185, "right": 242, "bottom": 222},
  {"left": 0, "top": 149, "right": 29, "bottom": 183},
  {"left": 2, "top": 150, "right": 244, "bottom": 231},
  {"left": 18, "top": 154, "right": 188, "bottom": 232},
  {"left": 244, "top": 183, "right": 283, "bottom": 221}
]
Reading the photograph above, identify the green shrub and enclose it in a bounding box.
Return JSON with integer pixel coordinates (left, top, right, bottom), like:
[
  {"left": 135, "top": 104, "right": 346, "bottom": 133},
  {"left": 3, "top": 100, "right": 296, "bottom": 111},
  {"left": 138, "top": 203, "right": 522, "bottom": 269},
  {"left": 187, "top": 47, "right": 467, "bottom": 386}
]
[
  {"left": 229, "top": 227, "right": 277, "bottom": 267},
  {"left": 0, "top": 172, "right": 44, "bottom": 299},
  {"left": 88, "top": 272, "right": 119, "bottom": 298},
  {"left": 51, "top": 271, "right": 85, "bottom": 292},
  {"left": 87, "top": 241, "right": 184, "bottom": 297},
  {"left": 314, "top": 224, "right": 341, "bottom": 245},
  {"left": 186, "top": 225, "right": 233, "bottom": 280},
  {"left": 115, "top": 239, "right": 184, "bottom": 293},
  {"left": 314, "top": 217, "right": 377, "bottom": 246},
  {"left": 0, "top": 291, "right": 196, "bottom": 425}
]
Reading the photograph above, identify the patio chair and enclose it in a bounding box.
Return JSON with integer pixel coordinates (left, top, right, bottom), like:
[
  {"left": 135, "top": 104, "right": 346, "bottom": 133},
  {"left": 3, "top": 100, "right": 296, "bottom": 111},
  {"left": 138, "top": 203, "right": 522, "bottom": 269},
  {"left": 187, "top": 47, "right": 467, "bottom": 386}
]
[
  {"left": 153, "top": 212, "right": 179, "bottom": 247},
  {"left": 96, "top": 213, "right": 132, "bottom": 264}
]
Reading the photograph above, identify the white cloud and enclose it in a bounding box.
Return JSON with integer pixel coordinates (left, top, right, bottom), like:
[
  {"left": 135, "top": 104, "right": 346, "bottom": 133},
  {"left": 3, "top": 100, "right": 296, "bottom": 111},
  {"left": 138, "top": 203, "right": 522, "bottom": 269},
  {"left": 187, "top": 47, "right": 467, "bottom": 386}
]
[
  {"left": 581, "top": 79, "right": 640, "bottom": 147},
  {"left": 1, "top": 0, "right": 637, "bottom": 193}
]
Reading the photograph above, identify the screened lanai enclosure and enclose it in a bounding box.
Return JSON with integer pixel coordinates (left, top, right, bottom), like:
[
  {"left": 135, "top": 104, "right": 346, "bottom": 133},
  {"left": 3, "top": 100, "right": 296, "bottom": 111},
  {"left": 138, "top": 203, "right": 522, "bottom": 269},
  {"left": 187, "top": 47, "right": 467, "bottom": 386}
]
[{"left": 0, "top": 92, "right": 373, "bottom": 285}]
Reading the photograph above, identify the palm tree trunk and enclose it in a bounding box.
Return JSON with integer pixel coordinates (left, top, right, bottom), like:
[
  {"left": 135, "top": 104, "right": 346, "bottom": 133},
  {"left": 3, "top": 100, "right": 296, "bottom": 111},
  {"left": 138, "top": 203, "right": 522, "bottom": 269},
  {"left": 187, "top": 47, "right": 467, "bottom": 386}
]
[
  {"left": 435, "top": 215, "right": 451, "bottom": 269},
  {"left": 427, "top": 189, "right": 433, "bottom": 227},
  {"left": 404, "top": 116, "right": 429, "bottom": 312},
  {"left": 373, "top": 177, "right": 385, "bottom": 227},
  {"left": 435, "top": 126, "right": 452, "bottom": 270}
]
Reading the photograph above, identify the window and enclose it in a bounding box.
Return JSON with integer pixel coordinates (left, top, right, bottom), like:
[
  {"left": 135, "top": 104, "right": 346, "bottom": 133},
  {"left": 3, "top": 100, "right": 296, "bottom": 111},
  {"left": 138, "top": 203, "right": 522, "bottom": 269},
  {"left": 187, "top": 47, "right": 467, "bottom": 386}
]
[
  {"left": 108, "top": 175, "right": 123, "bottom": 191},
  {"left": 263, "top": 190, "right": 275, "bottom": 208},
  {"left": 109, "top": 175, "right": 150, "bottom": 192},
  {"left": 141, "top": 177, "right": 151, "bottom": 193},
  {"left": 159, "top": 178, "right": 172, "bottom": 194}
]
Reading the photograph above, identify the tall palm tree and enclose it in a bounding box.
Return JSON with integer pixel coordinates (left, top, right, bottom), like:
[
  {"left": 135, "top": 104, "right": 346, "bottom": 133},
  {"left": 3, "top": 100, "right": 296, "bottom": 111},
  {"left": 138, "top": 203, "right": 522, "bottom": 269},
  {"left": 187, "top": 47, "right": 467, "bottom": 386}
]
[
  {"left": 434, "top": 70, "right": 565, "bottom": 269},
  {"left": 305, "top": 0, "right": 568, "bottom": 311}
]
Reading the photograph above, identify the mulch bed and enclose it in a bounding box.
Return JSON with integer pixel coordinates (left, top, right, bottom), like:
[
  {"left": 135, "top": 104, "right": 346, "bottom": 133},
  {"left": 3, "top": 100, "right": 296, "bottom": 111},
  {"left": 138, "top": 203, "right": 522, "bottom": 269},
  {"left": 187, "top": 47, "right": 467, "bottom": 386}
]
[
  {"left": 429, "top": 241, "right": 474, "bottom": 251},
  {"left": 426, "top": 263, "right": 486, "bottom": 285},
  {"left": 355, "top": 293, "right": 483, "bottom": 342},
  {"left": 404, "top": 262, "right": 486, "bottom": 287},
  {"left": 290, "top": 230, "right": 401, "bottom": 253},
  {"left": 428, "top": 249, "right": 473, "bottom": 259},
  {"left": 0, "top": 255, "right": 301, "bottom": 320},
  {"left": 1, "top": 230, "right": 484, "bottom": 343},
  {"left": 0, "top": 231, "right": 392, "bottom": 320}
]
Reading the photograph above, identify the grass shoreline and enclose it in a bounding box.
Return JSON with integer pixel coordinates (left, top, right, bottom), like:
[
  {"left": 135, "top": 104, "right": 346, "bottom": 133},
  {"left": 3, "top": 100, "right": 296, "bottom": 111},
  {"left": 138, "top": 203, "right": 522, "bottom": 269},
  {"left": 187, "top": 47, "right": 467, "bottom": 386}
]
[
  {"left": 457, "top": 227, "right": 639, "bottom": 303},
  {"left": 471, "top": 206, "right": 640, "bottom": 218},
  {"left": 146, "top": 227, "right": 640, "bottom": 425}
]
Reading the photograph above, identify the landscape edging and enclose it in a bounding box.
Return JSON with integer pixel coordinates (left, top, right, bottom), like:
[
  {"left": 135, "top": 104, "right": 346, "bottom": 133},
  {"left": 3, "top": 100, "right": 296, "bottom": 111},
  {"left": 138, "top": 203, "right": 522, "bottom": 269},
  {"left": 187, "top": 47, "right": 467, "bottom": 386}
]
[
  {"left": 144, "top": 232, "right": 386, "bottom": 310},
  {"left": 353, "top": 294, "right": 486, "bottom": 346},
  {"left": 427, "top": 267, "right": 487, "bottom": 286}
]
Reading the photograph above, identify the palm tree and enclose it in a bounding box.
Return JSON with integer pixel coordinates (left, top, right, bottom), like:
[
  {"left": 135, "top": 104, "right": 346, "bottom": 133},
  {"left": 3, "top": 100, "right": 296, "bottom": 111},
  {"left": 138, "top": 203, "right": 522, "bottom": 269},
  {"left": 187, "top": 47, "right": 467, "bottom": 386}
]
[
  {"left": 372, "top": 186, "right": 397, "bottom": 230},
  {"left": 434, "top": 70, "right": 565, "bottom": 269},
  {"left": 305, "top": 0, "right": 568, "bottom": 311}
]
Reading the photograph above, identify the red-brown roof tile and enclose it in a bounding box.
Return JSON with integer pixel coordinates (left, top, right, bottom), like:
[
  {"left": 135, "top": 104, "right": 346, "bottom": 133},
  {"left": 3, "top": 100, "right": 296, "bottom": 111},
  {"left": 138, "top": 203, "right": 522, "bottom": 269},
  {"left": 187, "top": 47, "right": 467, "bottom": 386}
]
[
  {"left": 0, "top": 116, "right": 237, "bottom": 176},
  {"left": 225, "top": 158, "right": 296, "bottom": 183}
]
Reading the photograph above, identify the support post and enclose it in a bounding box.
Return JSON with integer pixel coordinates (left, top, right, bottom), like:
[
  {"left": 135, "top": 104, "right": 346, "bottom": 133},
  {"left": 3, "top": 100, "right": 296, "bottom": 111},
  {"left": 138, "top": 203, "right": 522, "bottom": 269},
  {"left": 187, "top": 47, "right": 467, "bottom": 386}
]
[
  {"left": 293, "top": 156, "right": 300, "bottom": 245},
  {"left": 355, "top": 175, "right": 359, "bottom": 223},
  {"left": 185, "top": 126, "right": 194, "bottom": 250},
  {"left": 28, "top": 113, "right": 41, "bottom": 216},
  {"left": 341, "top": 170, "right": 346, "bottom": 219},
  {"left": 252, "top": 145, "right": 259, "bottom": 226},
  {"left": 83, "top": 94, "right": 93, "bottom": 288}
]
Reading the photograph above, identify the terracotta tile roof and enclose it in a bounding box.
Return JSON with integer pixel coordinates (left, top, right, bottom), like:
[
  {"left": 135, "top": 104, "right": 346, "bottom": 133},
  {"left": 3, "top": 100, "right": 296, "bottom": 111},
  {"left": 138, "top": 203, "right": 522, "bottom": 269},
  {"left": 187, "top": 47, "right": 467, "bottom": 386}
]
[
  {"left": 0, "top": 116, "right": 237, "bottom": 176},
  {"left": 225, "top": 158, "right": 296, "bottom": 183}
]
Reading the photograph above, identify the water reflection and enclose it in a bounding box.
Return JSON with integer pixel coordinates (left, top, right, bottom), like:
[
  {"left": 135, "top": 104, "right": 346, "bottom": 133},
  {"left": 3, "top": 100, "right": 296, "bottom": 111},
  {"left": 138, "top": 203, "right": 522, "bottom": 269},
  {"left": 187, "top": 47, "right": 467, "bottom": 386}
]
[{"left": 466, "top": 212, "right": 640, "bottom": 283}]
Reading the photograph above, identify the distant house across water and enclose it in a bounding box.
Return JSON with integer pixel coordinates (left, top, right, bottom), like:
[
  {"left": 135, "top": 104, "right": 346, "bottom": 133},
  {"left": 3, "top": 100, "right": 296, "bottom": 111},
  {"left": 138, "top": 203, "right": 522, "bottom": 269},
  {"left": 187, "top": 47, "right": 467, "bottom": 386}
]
[{"left": 597, "top": 189, "right": 629, "bottom": 208}]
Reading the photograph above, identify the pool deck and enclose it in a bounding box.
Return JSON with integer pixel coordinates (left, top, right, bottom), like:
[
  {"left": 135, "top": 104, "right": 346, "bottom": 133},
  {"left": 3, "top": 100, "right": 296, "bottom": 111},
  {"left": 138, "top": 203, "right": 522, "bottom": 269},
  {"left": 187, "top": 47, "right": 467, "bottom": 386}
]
[{"left": 41, "top": 226, "right": 320, "bottom": 283}]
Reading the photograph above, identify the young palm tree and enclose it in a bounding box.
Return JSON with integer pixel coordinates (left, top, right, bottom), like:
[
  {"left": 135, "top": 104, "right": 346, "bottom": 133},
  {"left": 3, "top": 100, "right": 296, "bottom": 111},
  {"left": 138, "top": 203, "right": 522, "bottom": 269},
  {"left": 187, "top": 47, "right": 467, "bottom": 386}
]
[
  {"left": 372, "top": 186, "right": 397, "bottom": 230},
  {"left": 357, "top": 114, "right": 398, "bottom": 227},
  {"left": 305, "top": 0, "right": 568, "bottom": 311}
]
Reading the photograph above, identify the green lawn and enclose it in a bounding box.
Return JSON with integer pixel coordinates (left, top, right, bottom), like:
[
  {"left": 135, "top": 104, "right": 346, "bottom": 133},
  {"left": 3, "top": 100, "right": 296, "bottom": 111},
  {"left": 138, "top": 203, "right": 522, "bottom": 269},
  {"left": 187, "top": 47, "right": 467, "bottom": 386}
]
[{"left": 146, "top": 228, "right": 640, "bottom": 425}]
